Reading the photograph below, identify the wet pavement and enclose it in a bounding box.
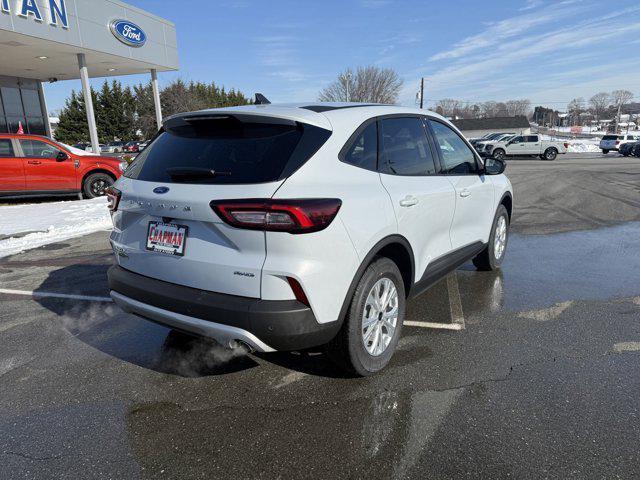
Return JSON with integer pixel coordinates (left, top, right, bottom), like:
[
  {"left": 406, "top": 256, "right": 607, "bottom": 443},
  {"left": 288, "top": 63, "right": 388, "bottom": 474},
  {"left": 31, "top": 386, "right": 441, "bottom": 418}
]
[{"left": 2, "top": 155, "right": 640, "bottom": 479}]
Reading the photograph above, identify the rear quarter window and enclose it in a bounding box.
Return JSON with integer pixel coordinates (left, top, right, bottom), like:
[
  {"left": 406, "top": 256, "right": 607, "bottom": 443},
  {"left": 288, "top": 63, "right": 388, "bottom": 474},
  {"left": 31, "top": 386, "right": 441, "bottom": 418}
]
[
  {"left": 125, "top": 115, "right": 331, "bottom": 184},
  {"left": 602, "top": 135, "right": 619, "bottom": 140}
]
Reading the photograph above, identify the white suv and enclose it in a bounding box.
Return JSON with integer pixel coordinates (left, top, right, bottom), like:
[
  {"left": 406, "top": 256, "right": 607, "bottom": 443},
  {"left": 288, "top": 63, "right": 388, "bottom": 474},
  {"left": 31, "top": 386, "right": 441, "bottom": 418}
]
[
  {"left": 107, "top": 103, "right": 513, "bottom": 375},
  {"left": 600, "top": 134, "right": 637, "bottom": 154}
]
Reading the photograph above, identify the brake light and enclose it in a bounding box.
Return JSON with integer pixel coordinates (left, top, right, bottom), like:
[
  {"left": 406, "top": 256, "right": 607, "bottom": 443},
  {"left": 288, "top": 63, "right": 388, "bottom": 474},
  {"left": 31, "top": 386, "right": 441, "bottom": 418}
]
[
  {"left": 106, "top": 186, "right": 121, "bottom": 212},
  {"left": 564, "top": 142, "right": 569, "bottom": 149},
  {"left": 616, "top": 141, "right": 620, "bottom": 145},
  {"left": 210, "top": 198, "right": 342, "bottom": 234},
  {"left": 287, "top": 277, "right": 310, "bottom": 306}
]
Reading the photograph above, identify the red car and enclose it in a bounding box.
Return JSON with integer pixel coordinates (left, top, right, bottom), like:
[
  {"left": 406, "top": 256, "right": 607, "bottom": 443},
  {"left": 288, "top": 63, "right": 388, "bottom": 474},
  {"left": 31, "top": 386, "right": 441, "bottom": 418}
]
[
  {"left": 0, "top": 134, "right": 126, "bottom": 199},
  {"left": 124, "top": 141, "right": 141, "bottom": 153}
]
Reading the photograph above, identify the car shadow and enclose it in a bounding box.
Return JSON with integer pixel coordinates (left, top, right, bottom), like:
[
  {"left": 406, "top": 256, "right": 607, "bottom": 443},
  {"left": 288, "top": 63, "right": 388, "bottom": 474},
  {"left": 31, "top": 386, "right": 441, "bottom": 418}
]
[
  {"left": 33, "top": 262, "right": 503, "bottom": 380},
  {"left": 33, "top": 263, "right": 261, "bottom": 377}
]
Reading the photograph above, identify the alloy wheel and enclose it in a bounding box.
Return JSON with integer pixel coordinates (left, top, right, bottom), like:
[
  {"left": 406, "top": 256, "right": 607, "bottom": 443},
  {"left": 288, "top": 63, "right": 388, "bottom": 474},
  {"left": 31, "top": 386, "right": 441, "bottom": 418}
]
[{"left": 362, "top": 277, "right": 399, "bottom": 356}]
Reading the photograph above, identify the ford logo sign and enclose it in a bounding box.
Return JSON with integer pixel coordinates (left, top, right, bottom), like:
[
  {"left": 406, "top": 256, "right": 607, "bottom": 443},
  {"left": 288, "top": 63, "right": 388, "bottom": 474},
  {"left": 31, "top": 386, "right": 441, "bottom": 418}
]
[
  {"left": 109, "top": 20, "right": 147, "bottom": 48},
  {"left": 153, "top": 187, "right": 170, "bottom": 194}
]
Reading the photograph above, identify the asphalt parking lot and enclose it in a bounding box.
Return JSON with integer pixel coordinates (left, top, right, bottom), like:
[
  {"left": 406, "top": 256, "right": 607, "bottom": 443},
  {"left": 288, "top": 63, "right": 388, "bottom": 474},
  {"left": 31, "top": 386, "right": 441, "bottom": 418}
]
[{"left": 1, "top": 153, "right": 640, "bottom": 479}]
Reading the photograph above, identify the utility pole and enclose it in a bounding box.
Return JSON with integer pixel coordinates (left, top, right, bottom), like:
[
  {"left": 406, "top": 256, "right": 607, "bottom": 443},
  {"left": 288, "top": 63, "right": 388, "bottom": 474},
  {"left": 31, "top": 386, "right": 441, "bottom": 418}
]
[
  {"left": 343, "top": 71, "right": 352, "bottom": 102},
  {"left": 419, "top": 77, "right": 424, "bottom": 109}
]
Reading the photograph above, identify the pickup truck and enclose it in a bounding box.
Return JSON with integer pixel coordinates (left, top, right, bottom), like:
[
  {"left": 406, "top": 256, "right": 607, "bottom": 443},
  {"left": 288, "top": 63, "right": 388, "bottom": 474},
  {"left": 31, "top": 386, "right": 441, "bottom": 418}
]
[
  {"left": 475, "top": 134, "right": 516, "bottom": 155},
  {"left": 483, "top": 134, "right": 568, "bottom": 161}
]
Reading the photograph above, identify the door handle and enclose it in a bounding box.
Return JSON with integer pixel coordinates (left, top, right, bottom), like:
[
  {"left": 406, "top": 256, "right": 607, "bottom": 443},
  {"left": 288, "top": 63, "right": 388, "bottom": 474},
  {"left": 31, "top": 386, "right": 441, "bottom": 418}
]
[
  {"left": 459, "top": 189, "right": 471, "bottom": 198},
  {"left": 399, "top": 196, "right": 419, "bottom": 207},
  {"left": 27, "top": 160, "right": 42, "bottom": 165}
]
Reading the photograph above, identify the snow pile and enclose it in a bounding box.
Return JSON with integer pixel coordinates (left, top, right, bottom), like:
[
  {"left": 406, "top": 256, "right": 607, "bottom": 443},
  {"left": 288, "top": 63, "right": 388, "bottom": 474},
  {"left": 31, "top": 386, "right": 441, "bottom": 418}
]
[
  {"left": 0, "top": 197, "right": 112, "bottom": 258},
  {"left": 567, "top": 141, "right": 600, "bottom": 153},
  {"left": 539, "top": 135, "right": 601, "bottom": 153}
]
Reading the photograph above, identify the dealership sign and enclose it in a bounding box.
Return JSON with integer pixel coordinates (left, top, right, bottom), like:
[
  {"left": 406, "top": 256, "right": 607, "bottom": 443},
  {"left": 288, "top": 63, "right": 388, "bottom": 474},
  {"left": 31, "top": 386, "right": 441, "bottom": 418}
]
[
  {"left": 1, "top": 0, "right": 69, "bottom": 28},
  {"left": 110, "top": 20, "right": 146, "bottom": 48}
]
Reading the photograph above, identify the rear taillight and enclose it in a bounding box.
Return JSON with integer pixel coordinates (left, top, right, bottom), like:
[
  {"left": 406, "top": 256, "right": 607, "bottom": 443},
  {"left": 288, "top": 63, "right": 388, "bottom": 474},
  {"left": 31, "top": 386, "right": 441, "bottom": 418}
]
[
  {"left": 564, "top": 142, "right": 569, "bottom": 149},
  {"left": 106, "top": 186, "right": 121, "bottom": 212},
  {"left": 210, "top": 198, "right": 342, "bottom": 234},
  {"left": 616, "top": 141, "right": 620, "bottom": 145}
]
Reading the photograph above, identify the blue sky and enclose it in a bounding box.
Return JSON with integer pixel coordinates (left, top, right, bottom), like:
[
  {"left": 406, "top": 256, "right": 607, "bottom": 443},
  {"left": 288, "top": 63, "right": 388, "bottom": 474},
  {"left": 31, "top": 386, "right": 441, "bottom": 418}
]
[{"left": 45, "top": 0, "right": 640, "bottom": 113}]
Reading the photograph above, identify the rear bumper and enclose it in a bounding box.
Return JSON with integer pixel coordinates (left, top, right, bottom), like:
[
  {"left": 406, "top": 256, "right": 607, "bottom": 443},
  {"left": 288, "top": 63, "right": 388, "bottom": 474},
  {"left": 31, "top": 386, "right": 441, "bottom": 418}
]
[{"left": 107, "top": 265, "right": 340, "bottom": 352}]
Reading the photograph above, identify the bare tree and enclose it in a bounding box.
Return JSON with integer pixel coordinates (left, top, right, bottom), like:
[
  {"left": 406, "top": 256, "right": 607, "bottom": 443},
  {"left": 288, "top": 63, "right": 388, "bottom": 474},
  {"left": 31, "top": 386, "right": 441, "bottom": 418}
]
[
  {"left": 589, "top": 92, "right": 610, "bottom": 121},
  {"left": 567, "top": 97, "right": 585, "bottom": 126},
  {"left": 435, "top": 98, "right": 464, "bottom": 117},
  {"left": 611, "top": 89, "right": 634, "bottom": 131},
  {"left": 505, "top": 99, "right": 532, "bottom": 117},
  {"left": 480, "top": 101, "right": 508, "bottom": 118},
  {"left": 319, "top": 66, "right": 403, "bottom": 104}
]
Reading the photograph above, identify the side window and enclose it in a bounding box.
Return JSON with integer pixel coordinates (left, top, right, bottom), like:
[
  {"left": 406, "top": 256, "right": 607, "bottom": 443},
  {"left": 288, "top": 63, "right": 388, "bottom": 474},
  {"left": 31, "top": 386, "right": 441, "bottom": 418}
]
[
  {"left": 342, "top": 122, "right": 377, "bottom": 170},
  {"left": 0, "top": 139, "right": 14, "bottom": 157},
  {"left": 19, "top": 139, "right": 61, "bottom": 159},
  {"left": 429, "top": 120, "right": 479, "bottom": 175},
  {"left": 525, "top": 135, "right": 539, "bottom": 142},
  {"left": 511, "top": 136, "right": 524, "bottom": 143},
  {"left": 379, "top": 117, "right": 436, "bottom": 175}
]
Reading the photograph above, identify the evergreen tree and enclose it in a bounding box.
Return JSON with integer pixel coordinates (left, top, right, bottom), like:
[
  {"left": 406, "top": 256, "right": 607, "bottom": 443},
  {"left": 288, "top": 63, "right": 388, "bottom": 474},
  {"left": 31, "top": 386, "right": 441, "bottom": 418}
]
[
  {"left": 57, "top": 79, "right": 251, "bottom": 144},
  {"left": 55, "top": 88, "right": 99, "bottom": 144}
]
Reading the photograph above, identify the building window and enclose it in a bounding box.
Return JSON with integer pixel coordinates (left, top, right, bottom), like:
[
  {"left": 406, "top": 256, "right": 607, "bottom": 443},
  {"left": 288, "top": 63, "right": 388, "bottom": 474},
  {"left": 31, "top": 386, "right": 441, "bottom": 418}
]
[{"left": 0, "top": 79, "right": 47, "bottom": 135}]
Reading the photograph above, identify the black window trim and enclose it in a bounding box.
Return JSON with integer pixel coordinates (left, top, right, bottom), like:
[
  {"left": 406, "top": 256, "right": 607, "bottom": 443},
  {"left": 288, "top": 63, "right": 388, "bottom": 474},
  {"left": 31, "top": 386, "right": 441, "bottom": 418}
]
[
  {"left": 377, "top": 114, "right": 442, "bottom": 177},
  {"left": 425, "top": 117, "right": 484, "bottom": 177},
  {"left": 338, "top": 117, "right": 379, "bottom": 172},
  {"left": 339, "top": 113, "right": 444, "bottom": 176}
]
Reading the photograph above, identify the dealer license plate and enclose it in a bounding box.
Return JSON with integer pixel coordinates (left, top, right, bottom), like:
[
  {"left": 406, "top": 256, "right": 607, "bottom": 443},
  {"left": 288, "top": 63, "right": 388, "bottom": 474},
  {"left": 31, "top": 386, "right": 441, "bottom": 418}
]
[{"left": 146, "top": 222, "right": 188, "bottom": 256}]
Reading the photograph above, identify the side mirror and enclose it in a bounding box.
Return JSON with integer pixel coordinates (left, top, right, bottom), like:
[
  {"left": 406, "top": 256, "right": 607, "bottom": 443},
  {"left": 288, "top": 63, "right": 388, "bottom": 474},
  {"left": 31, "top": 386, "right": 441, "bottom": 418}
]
[
  {"left": 484, "top": 158, "right": 506, "bottom": 175},
  {"left": 56, "top": 151, "right": 69, "bottom": 162}
]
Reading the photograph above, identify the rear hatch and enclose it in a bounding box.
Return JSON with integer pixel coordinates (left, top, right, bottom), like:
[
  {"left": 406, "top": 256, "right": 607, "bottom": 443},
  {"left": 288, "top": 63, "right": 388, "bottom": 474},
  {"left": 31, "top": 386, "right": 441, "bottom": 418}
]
[
  {"left": 110, "top": 110, "right": 331, "bottom": 298},
  {"left": 600, "top": 135, "right": 620, "bottom": 149}
]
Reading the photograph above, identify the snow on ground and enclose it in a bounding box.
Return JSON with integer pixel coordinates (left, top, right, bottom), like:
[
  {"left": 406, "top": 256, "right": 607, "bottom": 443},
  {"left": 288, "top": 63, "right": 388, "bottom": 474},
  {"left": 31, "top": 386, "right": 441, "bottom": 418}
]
[{"left": 0, "top": 197, "right": 112, "bottom": 258}]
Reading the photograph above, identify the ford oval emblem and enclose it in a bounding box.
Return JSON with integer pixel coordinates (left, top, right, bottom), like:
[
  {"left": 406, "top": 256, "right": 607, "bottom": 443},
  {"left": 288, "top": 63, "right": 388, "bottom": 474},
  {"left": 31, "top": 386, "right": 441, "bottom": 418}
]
[
  {"left": 109, "top": 20, "right": 147, "bottom": 48},
  {"left": 153, "top": 186, "right": 170, "bottom": 194}
]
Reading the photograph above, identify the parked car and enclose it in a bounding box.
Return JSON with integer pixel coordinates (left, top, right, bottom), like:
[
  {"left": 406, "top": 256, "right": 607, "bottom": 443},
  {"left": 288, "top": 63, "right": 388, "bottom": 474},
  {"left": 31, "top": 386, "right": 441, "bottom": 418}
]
[
  {"left": 103, "top": 141, "right": 125, "bottom": 153},
  {"left": 476, "top": 134, "right": 517, "bottom": 155},
  {"left": 618, "top": 141, "right": 638, "bottom": 157},
  {"left": 85, "top": 143, "right": 106, "bottom": 153},
  {"left": 469, "top": 132, "right": 513, "bottom": 148},
  {"left": 124, "top": 141, "right": 141, "bottom": 153},
  {"left": 0, "top": 134, "right": 126, "bottom": 199},
  {"left": 632, "top": 142, "right": 640, "bottom": 158},
  {"left": 485, "top": 135, "right": 568, "bottom": 160},
  {"left": 600, "top": 134, "right": 637, "bottom": 154},
  {"left": 72, "top": 142, "right": 90, "bottom": 150},
  {"left": 107, "top": 103, "right": 513, "bottom": 376}
]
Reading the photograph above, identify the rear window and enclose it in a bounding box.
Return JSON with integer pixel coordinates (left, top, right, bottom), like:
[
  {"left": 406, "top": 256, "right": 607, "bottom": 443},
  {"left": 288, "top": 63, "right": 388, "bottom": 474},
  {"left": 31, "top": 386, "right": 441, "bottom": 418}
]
[
  {"left": 602, "top": 135, "right": 620, "bottom": 140},
  {"left": 125, "top": 115, "right": 331, "bottom": 184}
]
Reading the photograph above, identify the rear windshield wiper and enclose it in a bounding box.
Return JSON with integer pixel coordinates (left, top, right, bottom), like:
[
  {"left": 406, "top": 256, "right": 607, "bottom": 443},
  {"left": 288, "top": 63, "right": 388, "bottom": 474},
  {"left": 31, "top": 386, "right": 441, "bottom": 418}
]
[{"left": 166, "top": 168, "right": 232, "bottom": 180}]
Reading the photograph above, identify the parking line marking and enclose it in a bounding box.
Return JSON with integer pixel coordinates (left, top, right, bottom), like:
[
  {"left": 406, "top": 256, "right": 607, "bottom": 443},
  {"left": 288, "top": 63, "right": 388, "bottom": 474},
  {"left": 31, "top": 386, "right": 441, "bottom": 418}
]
[
  {"left": 404, "top": 321, "right": 463, "bottom": 330},
  {"left": 446, "top": 273, "right": 466, "bottom": 329},
  {"left": 0, "top": 288, "right": 112, "bottom": 303}
]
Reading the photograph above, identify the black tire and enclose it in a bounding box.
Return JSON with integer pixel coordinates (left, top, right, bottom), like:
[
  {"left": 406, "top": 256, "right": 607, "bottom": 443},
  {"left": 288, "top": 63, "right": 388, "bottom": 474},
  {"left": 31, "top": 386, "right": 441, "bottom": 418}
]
[
  {"left": 473, "top": 205, "right": 510, "bottom": 271},
  {"left": 492, "top": 148, "right": 506, "bottom": 160},
  {"left": 602, "top": 149, "right": 609, "bottom": 154},
  {"left": 543, "top": 148, "right": 557, "bottom": 161},
  {"left": 539, "top": 155, "right": 545, "bottom": 160},
  {"left": 326, "top": 257, "right": 405, "bottom": 376},
  {"left": 83, "top": 172, "right": 114, "bottom": 199}
]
